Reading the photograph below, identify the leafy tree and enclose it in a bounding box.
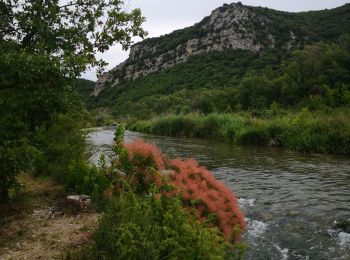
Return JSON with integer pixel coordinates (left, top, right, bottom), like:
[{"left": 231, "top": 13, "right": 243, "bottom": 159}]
[
  {"left": 1, "top": 0, "right": 146, "bottom": 76},
  {"left": 0, "top": 0, "right": 146, "bottom": 203}
]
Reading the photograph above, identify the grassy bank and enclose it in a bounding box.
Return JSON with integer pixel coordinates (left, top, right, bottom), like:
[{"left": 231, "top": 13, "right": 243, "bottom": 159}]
[{"left": 128, "top": 109, "right": 350, "bottom": 155}]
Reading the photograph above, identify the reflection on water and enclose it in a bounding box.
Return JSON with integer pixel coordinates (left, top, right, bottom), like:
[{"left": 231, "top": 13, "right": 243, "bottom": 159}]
[{"left": 89, "top": 127, "right": 350, "bottom": 260}]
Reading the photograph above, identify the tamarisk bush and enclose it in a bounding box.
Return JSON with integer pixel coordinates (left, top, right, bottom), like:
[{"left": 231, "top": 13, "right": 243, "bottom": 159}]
[
  {"left": 119, "top": 138, "right": 246, "bottom": 241},
  {"left": 124, "top": 139, "right": 165, "bottom": 170},
  {"left": 168, "top": 159, "right": 246, "bottom": 241},
  {"left": 67, "top": 130, "right": 246, "bottom": 259},
  {"left": 114, "top": 136, "right": 165, "bottom": 194}
]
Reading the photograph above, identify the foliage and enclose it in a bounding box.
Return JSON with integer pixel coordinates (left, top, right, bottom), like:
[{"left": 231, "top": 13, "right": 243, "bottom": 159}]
[
  {"left": 0, "top": 140, "right": 36, "bottom": 203},
  {"left": 84, "top": 4, "right": 350, "bottom": 120},
  {"left": 113, "top": 136, "right": 246, "bottom": 240},
  {"left": 236, "top": 37, "right": 350, "bottom": 109},
  {"left": 88, "top": 36, "right": 350, "bottom": 119},
  {"left": 167, "top": 158, "right": 246, "bottom": 241},
  {"left": 0, "top": 0, "right": 146, "bottom": 203},
  {"left": 66, "top": 189, "right": 237, "bottom": 260},
  {"left": 35, "top": 114, "right": 87, "bottom": 176},
  {"left": 251, "top": 3, "right": 350, "bottom": 43},
  {"left": 74, "top": 79, "right": 96, "bottom": 104},
  {"left": 65, "top": 128, "right": 246, "bottom": 259},
  {"left": 129, "top": 110, "right": 350, "bottom": 155},
  {"left": 117, "top": 139, "right": 164, "bottom": 194},
  {"left": 1, "top": 0, "right": 146, "bottom": 76},
  {"left": 0, "top": 50, "right": 71, "bottom": 203},
  {"left": 90, "top": 49, "right": 284, "bottom": 117},
  {"left": 64, "top": 160, "right": 110, "bottom": 204}
]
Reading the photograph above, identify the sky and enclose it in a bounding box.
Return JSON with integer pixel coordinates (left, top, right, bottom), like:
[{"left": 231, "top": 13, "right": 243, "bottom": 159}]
[{"left": 82, "top": 0, "right": 350, "bottom": 81}]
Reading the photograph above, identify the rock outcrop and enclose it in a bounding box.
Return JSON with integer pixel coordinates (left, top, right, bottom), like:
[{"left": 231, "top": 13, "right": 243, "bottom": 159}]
[{"left": 93, "top": 2, "right": 296, "bottom": 96}]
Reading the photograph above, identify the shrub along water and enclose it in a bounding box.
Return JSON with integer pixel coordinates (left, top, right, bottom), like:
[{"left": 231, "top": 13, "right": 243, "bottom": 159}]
[
  {"left": 167, "top": 158, "right": 246, "bottom": 241},
  {"left": 128, "top": 109, "right": 350, "bottom": 155},
  {"left": 66, "top": 127, "right": 246, "bottom": 259},
  {"left": 67, "top": 189, "right": 233, "bottom": 259}
]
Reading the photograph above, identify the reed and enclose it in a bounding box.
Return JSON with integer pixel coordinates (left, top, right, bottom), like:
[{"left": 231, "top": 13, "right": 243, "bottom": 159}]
[{"left": 128, "top": 110, "right": 350, "bottom": 155}]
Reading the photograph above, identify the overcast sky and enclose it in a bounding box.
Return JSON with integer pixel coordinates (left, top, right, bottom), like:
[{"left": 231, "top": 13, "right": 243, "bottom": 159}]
[{"left": 82, "top": 0, "right": 349, "bottom": 81}]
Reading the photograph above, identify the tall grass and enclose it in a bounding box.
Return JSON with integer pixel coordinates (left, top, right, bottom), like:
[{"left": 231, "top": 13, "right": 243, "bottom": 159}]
[{"left": 128, "top": 110, "right": 350, "bottom": 155}]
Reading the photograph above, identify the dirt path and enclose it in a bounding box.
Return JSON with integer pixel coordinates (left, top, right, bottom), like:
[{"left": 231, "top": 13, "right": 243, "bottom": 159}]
[{"left": 0, "top": 174, "right": 101, "bottom": 260}]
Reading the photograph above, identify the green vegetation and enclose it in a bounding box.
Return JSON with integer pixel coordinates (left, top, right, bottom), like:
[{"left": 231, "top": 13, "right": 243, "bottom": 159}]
[
  {"left": 128, "top": 110, "right": 350, "bottom": 155},
  {"left": 91, "top": 48, "right": 287, "bottom": 115},
  {"left": 74, "top": 79, "right": 96, "bottom": 104},
  {"left": 67, "top": 190, "right": 230, "bottom": 259},
  {"left": 114, "top": 3, "right": 350, "bottom": 60},
  {"left": 64, "top": 127, "right": 245, "bottom": 259},
  {"left": 0, "top": 0, "right": 145, "bottom": 204},
  {"left": 251, "top": 3, "right": 350, "bottom": 43},
  {"left": 74, "top": 4, "right": 350, "bottom": 157},
  {"left": 2, "top": 1, "right": 350, "bottom": 258},
  {"left": 90, "top": 32, "right": 350, "bottom": 156},
  {"left": 89, "top": 36, "right": 350, "bottom": 121},
  {"left": 87, "top": 3, "right": 350, "bottom": 116}
]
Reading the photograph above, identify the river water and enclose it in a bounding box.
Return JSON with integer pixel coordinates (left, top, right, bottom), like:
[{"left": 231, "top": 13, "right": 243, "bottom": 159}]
[{"left": 89, "top": 127, "right": 350, "bottom": 260}]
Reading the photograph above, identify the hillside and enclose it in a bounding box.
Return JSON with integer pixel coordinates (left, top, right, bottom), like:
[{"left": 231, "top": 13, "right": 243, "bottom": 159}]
[
  {"left": 74, "top": 79, "right": 96, "bottom": 103},
  {"left": 85, "top": 2, "right": 350, "bottom": 118}
]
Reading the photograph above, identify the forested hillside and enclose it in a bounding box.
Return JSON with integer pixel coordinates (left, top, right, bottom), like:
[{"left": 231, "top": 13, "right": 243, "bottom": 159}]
[
  {"left": 85, "top": 3, "right": 350, "bottom": 119},
  {"left": 89, "top": 38, "right": 350, "bottom": 118}
]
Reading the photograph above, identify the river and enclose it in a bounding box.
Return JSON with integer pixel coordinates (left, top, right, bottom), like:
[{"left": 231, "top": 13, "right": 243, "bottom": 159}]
[{"left": 89, "top": 127, "right": 350, "bottom": 260}]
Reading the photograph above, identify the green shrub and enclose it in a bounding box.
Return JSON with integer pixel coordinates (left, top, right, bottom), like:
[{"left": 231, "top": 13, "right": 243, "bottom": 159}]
[
  {"left": 66, "top": 189, "right": 238, "bottom": 260},
  {"left": 65, "top": 161, "right": 110, "bottom": 200},
  {"left": 0, "top": 140, "right": 37, "bottom": 203},
  {"left": 235, "top": 126, "right": 267, "bottom": 145},
  {"left": 35, "top": 113, "right": 87, "bottom": 179}
]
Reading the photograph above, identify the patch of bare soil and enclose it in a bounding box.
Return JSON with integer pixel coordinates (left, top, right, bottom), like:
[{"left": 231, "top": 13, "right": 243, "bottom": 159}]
[{"left": 0, "top": 173, "right": 101, "bottom": 260}]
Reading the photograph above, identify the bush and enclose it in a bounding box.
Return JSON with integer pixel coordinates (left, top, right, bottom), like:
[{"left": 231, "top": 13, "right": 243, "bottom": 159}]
[
  {"left": 122, "top": 139, "right": 165, "bottom": 194},
  {"left": 66, "top": 189, "right": 237, "bottom": 260},
  {"left": 65, "top": 161, "right": 110, "bottom": 200},
  {"left": 167, "top": 159, "right": 246, "bottom": 241},
  {"left": 235, "top": 126, "right": 267, "bottom": 145},
  {"left": 116, "top": 138, "right": 246, "bottom": 241},
  {"left": 65, "top": 129, "right": 246, "bottom": 259},
  {"left": 35, "top": 113, "right": 88, "bottom": 178},
  {"left": 0, "top": 140, "right": 36, "bottom": 203}
]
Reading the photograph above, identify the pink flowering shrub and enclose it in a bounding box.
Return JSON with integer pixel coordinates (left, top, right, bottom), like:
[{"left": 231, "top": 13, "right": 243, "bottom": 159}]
[
  {"left": 121, "top": 139, "right": 164, "bottom": 193},
  {"left": 124, "top": 139, "right": 165, "bottom": 170},
  {"left": 167, "top": 158, "right": 246, "bottom": 241},
  {"left": 120, "top": 139, "right": 246, "bottom": 241}
]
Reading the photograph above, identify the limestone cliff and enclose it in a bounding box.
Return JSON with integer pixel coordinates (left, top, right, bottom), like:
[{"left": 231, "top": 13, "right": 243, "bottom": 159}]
[
  {"left": 93, "top": 2, "right": 301, "bottom": 96},
  {"left": 92, "top": 3, "right": 350, "bottom": 96}
]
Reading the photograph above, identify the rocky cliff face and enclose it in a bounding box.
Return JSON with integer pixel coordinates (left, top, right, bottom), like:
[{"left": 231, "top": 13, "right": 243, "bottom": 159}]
[{"left": 93, "top": 2, "right": 296, "bottom": 96}]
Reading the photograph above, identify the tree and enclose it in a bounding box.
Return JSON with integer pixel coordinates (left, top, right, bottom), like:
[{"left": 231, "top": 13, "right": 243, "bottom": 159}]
[
  {"left": 1, "top": 0, "right": 146, "bottom": 77},
  {"left": 0, "top": 0, "right": 146, "bottom": 203}
]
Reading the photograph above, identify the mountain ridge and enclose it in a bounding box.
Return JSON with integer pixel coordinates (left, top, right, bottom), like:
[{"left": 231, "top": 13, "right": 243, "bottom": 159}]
[
  {"left": 90, "top": 2, "right": 350, "bottom": 111},
  {"left": 94, "top": 2, "right": 293, "bottom": 95}
]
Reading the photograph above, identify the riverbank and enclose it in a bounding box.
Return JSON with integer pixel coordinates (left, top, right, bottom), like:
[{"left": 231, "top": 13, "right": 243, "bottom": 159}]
[
  {"left": 1, "top": 128, "right": 245, "bottom": 259},
  {"left": 0, "top": 173, "right": 100, "bottom": 259},
  {"left": 128, "top": 110, "right": 350, "bottom": 155}
]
